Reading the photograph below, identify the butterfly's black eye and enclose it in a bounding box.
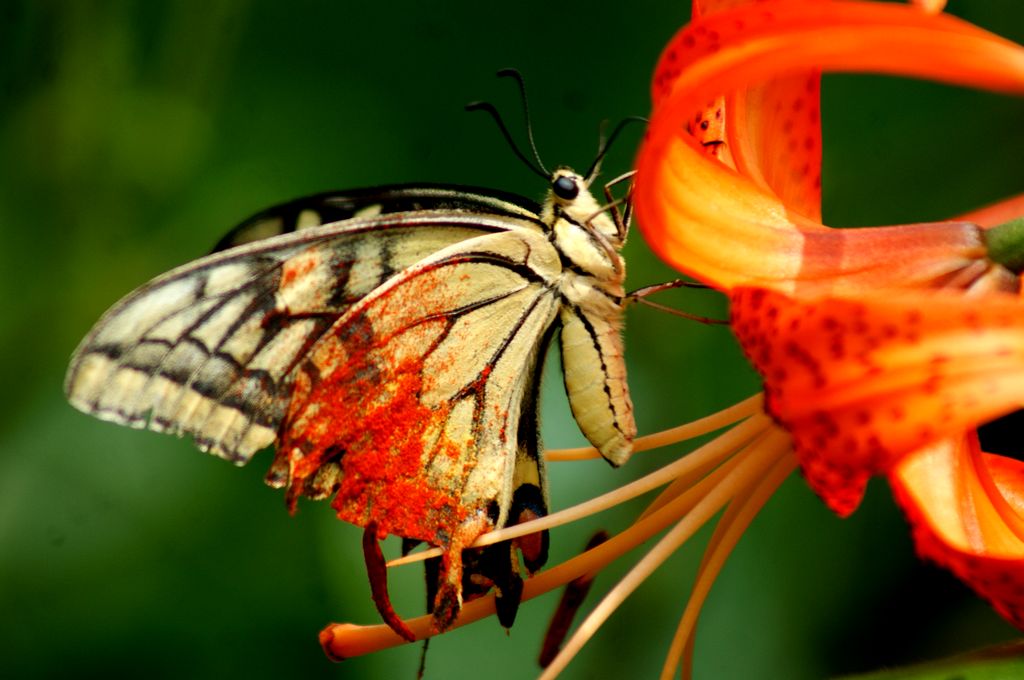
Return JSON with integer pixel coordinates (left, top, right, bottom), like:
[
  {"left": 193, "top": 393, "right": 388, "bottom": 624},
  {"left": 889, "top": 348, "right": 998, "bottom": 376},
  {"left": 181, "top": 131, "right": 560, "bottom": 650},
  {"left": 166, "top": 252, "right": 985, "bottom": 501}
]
[{"left": 552, "top": 176, "right": 579, "bottom": 200}]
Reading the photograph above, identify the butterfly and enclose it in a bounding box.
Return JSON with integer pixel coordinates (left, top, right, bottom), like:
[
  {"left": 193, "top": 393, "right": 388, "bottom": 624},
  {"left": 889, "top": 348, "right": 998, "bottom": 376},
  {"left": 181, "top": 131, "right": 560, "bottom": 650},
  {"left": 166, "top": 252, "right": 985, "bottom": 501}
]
[{"left": 64, "top": 78, "right": 638, "bottom": 638}]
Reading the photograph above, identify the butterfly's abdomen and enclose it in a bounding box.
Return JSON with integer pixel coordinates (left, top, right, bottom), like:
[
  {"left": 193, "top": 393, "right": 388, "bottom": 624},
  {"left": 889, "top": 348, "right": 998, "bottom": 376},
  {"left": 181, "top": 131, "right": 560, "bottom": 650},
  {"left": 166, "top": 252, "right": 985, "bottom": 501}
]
[{"left": 558, "top": 293, "right": 635, "bottom": 466}]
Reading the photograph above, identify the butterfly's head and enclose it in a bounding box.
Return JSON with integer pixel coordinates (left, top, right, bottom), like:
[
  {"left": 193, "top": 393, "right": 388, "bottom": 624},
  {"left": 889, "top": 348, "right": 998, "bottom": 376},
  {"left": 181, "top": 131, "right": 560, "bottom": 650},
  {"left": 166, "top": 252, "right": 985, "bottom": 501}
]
[
  {"left": 548, "top": 167, "right": 624, "bottom": 249},
  {"left": 550, "top": 169, "right": 583, "bottom": 203}
]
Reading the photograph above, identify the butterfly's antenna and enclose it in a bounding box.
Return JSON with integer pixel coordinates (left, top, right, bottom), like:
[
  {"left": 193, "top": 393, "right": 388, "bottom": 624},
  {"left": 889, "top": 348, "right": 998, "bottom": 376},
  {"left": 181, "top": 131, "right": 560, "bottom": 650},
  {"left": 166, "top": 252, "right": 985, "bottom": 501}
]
[
  {"left": 595, "top": 119, "right": 611, "bottom": 158},
  {"left": 465, "top": 100, "right": 549, "bottom": 181},
  {"left": 585, "top": 116, "right": 648, "bottom": 183},
  {"left": 495, "top": 68, "right": 550, "bottom": 176}
]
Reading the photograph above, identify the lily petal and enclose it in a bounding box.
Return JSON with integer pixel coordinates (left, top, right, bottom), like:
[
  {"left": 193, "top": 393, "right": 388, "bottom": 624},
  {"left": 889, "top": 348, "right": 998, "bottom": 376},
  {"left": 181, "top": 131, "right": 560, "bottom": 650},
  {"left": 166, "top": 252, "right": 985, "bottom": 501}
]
[
  {"left": 959, "top": 193, "right": 1024, "bottom": 230},
  {"left": 909, "top": 0, "right": 946, "bottom": 15},
  {"left": 636, "top": 1, "right": 1024, "bottom": 290},
  {"left": 731, "top": 287, "right": 1024, "bottom": 515},
  {"left": 891, "top": 434, "right": 1024, "bottom": 628},
  {"left": 689, "top": 2, "right": 824, "bottom": 223}
]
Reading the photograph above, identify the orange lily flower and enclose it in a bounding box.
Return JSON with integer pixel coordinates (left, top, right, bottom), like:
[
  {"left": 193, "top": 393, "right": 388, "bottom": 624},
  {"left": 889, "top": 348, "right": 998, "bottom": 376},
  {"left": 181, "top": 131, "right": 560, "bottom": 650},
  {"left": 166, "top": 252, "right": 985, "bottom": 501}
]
[
  {"left": 634, "top": 0, "right": 1024, "bottom": 294},
  {"left": 632, "top": 0, "right": 1024, "bottom": 672},
  {"left": 732, "top": 286, "right": 1024, "bottom": 627}
]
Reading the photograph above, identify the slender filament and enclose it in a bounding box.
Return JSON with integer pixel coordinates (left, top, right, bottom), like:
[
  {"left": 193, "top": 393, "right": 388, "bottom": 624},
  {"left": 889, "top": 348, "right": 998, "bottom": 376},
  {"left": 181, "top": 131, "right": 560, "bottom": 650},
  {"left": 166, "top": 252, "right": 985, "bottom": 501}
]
[
  {"left": 548, "top": 393, "right": 763, "bottom": 461},
  {"left": 387, "top": 411, "right": 768, "bottom": 568},
  {"left": 537, "top": 435, "right": 791, "bottom": 679}
]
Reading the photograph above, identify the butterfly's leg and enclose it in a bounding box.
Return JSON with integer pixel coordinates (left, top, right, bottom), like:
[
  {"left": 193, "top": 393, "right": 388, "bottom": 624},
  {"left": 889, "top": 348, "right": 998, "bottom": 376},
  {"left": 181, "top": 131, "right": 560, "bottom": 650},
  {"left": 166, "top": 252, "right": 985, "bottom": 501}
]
[
  {"left": 450, "top": 490, "right": 550, "bottom": 630},
  {"left": 626, "top": 280, "right": 729, "bottom": 325},
  {"left": 628, "top": 280, "right": 712, "bottom": 297},
  {"left": 431, "top": 513, "right": 493, "bottom": 631},
  {"left": 490, "top": 545, "right": 524, "bottom": 629},
  {"left": 452, "top": 542, "right": 522, "bottom": 629},
  {"left": 602, "top": 170, "right": 636, "bottom": 241},
  {"left": 362, "top": 522, "right": 417, "bottom": 642}
]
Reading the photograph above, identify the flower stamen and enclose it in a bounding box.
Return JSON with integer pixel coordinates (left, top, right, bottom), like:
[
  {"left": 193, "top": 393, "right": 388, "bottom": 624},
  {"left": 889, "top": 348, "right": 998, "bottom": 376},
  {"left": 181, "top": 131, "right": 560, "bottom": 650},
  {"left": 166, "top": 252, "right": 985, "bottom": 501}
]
[
  {"left": 639, "top": 413, "right": 776, "bottom": 520},
  {"left": 547, "top": 393, "right": 764, "bottom": 461},
  {"left": 537, "top": 422, "right": 793, "bottom": 679},
  {"left": 664, "top": 432, "right": 797, "bottom": 680},
  {"left": 389, "top": 397, "right": 768, "bottom": 568},
  {"left": 323, "top": 405, "right": 785, "bottom": 661}
]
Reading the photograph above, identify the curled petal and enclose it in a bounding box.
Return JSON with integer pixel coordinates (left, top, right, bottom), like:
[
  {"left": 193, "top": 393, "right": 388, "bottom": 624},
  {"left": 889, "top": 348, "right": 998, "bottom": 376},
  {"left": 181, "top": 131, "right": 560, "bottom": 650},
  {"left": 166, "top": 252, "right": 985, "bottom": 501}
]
[
  {"left": 725, "top": 73, "right": 822, "bottom": 223},
  {"left": 909, "top": 0, "right": 946, "bottom": 15},
  {"left": 891, "top": 435, "right": 1024, "bottom": 628},
  {"left": 636, "top": 1, "right": 1024, "bottom": 290},
  {"left": 958, "top": 193, "right": 1024, "bottom": 229},
  {"left": 689, "top": 1, "right": 825, "bottom": 222},
  {"left": 731, "top": 287, "right": 1024, "bottom": 515}
]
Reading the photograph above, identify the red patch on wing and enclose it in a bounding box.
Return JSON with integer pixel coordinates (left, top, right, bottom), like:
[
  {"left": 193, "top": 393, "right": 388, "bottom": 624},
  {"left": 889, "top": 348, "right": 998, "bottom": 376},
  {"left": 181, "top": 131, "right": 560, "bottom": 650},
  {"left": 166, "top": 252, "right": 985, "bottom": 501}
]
[
  {"left": 513, "top": 507, "right": 547, "bottom": 570},
  {"left": 276, "top": 266, "right": 474, "bottom": 547},
  {"left": 331, "top": 359, "right": 466, "bottom": 542},
  {"left": 280, "top": 248, "right": 319, "bottom": 288}
]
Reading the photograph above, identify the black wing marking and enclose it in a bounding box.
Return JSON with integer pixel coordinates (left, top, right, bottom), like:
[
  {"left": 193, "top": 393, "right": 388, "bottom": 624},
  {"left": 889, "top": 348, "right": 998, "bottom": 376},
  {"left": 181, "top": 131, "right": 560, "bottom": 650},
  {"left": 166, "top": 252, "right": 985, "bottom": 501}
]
[
  {"left": 213, "top": 183, "right": 544, "bottom": 252},
  {"left": 65, "top": 210, "right": 543, "bottom": 464}
]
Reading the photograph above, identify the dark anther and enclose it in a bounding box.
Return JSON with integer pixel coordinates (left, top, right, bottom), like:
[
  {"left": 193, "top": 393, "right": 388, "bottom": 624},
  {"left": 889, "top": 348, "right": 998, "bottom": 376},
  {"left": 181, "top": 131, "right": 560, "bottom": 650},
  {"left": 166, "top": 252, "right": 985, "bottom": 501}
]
[{"left": 362, "top": 522, "right": 417, "bottom": 642}]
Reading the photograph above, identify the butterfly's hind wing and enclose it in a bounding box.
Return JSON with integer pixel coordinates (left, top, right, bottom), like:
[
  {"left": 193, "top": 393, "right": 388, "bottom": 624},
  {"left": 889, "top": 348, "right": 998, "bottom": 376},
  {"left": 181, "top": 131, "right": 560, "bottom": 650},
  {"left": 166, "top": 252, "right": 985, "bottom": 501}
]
[
  {"left": 276, "top": 225, "right": 562, "bottom": 626},
  {"left": 420, "top": 331, "right": 552, "bottom": 629}
]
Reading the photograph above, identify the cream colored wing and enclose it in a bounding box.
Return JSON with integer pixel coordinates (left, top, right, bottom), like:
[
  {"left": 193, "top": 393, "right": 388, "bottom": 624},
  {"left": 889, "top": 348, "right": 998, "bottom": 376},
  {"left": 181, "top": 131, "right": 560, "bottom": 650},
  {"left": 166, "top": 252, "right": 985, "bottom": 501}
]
[
  {"left": 64, "top": 211, "right": 539, "bottom": 465},
  {"left": 274, "top": 227, "right": 562, "bottom": 543}
]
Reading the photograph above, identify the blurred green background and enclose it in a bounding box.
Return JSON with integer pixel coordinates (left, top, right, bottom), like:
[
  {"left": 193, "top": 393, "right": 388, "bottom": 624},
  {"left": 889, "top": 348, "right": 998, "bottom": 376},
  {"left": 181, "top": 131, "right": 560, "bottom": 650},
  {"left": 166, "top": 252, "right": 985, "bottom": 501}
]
[{"left": 2, "top": 1, "right": 1023, "bottom": 678}]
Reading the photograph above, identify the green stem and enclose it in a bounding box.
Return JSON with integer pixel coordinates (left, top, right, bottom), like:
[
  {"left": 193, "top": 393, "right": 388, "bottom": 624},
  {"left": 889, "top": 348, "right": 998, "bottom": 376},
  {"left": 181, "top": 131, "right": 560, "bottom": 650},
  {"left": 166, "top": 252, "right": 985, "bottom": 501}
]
[{"left": 984, "top": 217, "right": 1024, "bottom": 274}]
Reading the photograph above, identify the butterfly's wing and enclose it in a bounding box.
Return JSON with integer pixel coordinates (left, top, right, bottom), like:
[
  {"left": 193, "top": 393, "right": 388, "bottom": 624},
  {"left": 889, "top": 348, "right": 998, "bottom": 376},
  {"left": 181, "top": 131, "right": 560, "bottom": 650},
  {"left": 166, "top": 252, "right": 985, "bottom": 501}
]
[
  {"left": 65, "top": 191, "right": 559, "bottom": 628},
  {"left": 66, "top": 217, "right": 503, "bottom": 463},
  {"left": 274, "top": 225, "right": 562, "bottom": 625},
  {"left": 212, "top": 184, "right": 543, "bottom": 252},
  {"left": 66, "top": 185, "right": 540, "bottom": 462},
  {"left": 406, "top": 339, "right": 551, "bottom": 629}
]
